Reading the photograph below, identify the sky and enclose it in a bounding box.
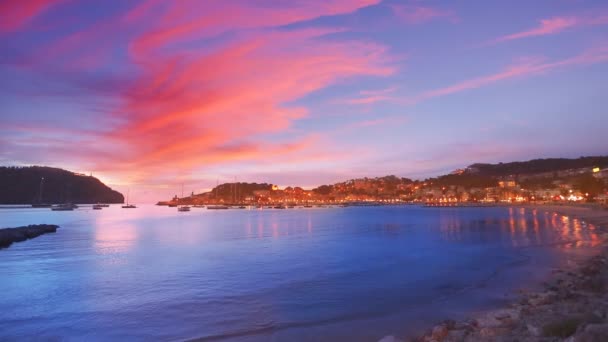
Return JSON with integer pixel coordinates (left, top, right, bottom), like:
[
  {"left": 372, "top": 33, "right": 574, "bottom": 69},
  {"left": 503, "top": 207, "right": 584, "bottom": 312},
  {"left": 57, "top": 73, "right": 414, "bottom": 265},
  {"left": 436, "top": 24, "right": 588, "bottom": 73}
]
[{"left": 1, "top": 0, "right": 607, "bottom": 202}]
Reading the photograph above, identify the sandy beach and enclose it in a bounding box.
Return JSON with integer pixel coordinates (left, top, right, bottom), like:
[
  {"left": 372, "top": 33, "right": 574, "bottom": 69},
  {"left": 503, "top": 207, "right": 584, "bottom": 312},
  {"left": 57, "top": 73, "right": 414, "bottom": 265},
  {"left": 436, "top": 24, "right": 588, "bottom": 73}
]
[{"left": 398, "top": 204, "right": 608, "bottom": 342}]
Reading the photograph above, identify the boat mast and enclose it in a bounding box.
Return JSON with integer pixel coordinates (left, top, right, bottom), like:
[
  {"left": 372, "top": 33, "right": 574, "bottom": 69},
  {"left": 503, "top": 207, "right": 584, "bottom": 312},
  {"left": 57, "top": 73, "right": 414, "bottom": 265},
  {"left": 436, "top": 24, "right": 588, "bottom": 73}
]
[{"left": 38, "top": 177, "right": 44, "bottom": 203}]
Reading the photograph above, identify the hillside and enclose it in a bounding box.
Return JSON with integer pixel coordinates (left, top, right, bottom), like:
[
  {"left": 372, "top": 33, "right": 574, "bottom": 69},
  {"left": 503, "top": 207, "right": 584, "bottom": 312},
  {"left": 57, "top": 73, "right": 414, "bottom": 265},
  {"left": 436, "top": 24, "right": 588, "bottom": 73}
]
[
  {"left": 0, "top": 166, "right": 124, "bottom": 204},
  {"left": 210, "top": 182, "right": 273, "bottom": 201},
  {"left": 467, "top": 156, "right": 608, "bottom": 177}
]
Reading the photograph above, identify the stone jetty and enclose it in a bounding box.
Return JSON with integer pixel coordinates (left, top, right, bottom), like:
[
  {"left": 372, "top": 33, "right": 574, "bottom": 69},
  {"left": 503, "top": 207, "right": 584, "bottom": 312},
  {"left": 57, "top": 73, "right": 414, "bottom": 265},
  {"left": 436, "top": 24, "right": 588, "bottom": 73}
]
[{"left": 0, "top": 224, "right": 59, "bottom": 249}]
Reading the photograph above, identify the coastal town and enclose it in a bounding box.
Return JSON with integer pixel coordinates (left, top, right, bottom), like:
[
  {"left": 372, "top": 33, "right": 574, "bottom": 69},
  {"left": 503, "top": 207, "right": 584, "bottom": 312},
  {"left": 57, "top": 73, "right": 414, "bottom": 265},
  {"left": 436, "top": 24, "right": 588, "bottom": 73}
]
[{"left": 160, "top": 159, "right": 608, "bottom": 207}]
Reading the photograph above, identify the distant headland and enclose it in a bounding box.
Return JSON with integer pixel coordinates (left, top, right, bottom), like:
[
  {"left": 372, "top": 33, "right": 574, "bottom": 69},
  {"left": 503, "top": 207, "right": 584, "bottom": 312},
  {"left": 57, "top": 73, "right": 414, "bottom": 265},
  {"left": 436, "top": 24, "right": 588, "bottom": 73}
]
[{"left": 0, "top": 166, "right": 124, "bottom": 204}]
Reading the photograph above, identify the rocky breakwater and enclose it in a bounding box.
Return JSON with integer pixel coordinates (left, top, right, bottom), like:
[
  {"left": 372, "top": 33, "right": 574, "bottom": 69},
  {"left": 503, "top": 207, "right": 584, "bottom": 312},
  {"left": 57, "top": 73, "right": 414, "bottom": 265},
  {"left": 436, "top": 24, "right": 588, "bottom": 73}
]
[{"left": 0, "top": 224, "right": 59, "bottom": 249}]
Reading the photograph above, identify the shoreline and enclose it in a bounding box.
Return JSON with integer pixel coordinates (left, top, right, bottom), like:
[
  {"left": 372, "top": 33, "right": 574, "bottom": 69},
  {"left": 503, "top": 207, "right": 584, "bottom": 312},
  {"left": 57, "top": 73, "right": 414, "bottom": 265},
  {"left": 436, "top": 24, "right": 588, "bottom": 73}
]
[{"left": 392, "top": 204, "right": 608, "bottom": 342}]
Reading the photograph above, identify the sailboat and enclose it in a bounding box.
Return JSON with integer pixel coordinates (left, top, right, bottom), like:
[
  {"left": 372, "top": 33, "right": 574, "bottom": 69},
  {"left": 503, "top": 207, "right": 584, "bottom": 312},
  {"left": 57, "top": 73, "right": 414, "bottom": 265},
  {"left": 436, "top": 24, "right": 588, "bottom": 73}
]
[
  {"left": 32, "top": 177, "right": 52, "bottom": 207},
  {"left": 122, "top": 189, "right": 137, "bottom": 208},
  {"left": 50, "top": 184, "right": 77, "bottom": 211},
  {"left": 177, "top": 184, "right": 191, "bottom": 212}
]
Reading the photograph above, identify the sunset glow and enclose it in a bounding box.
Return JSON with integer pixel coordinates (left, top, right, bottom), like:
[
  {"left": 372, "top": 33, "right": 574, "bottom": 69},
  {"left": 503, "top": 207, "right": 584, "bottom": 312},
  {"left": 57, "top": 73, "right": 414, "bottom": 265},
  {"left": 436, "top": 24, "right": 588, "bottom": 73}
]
[{"left": 2, "top": 0, "right": 607, "bottom": 201}]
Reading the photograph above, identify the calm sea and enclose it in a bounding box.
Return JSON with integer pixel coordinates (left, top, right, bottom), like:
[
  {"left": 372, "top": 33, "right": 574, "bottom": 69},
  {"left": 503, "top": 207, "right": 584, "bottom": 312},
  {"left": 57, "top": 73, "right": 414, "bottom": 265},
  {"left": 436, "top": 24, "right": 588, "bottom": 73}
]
[{"left": 0, "top": 205, "right": 601, "bottom": 341}]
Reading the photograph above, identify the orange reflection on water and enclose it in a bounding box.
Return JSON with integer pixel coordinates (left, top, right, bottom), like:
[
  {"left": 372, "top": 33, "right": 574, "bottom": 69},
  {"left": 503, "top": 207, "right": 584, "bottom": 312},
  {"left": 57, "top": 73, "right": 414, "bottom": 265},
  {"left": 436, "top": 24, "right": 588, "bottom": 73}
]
[
  {"left": 508, "top": 207, "right": 516, "bottom": 237},
  {"left": 518, "top": 215, "right": 528, "bottom": 233},
  {"left": 307, "top": 215, "right": 312, "bottom": 233},
  {"left": 572, "top": 218, "right": 582, "bottom": 242},
  {"left": 246, "top": 217, "right": 252, "bottom": 238},
  {"left": 532, "top": 209, "right": 540, "bottom": 243},
  {"left": 506, "top": 208, "right": 519, "bottom": 247},
  {"left": 257, "top": 218, "right": 264, "bottom": 238},
  {"left": 518, "top": 208, "right": 530, "bottom": 245},
  {"left": 93, "top": 222, "right": 138, "bottom": 258},
  {"left": 589, "top": 222, "right": 601, "bottom": 247},
  {"left": 272, "top": 222, "right": 279, "bottom": 238},
  {"left": 438, "top": 210, "right": 465, "bottom": 242}
]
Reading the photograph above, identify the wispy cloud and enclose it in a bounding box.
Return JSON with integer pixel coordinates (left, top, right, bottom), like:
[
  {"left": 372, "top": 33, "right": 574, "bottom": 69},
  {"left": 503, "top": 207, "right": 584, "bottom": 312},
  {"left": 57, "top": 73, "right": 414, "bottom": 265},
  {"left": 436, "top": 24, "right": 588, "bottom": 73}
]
[
  {"left": 339, "top": 86, "right": 398, "bottom": 105},
  {"left": 493, "top": 12, "right": 608, "bottom": 43},
  {"left": 389, "top": 3, "right": 457, "bottom": 24},
  {"left": 412, "top": 44, "right": 608, "bottom": 102}
]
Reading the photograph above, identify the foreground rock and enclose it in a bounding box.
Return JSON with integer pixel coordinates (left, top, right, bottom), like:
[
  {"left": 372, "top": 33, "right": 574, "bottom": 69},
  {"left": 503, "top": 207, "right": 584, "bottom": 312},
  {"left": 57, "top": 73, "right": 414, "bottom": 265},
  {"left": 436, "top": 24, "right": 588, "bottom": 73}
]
[{"left": 0, "top": 224, "right": 59, "bottom": 249}]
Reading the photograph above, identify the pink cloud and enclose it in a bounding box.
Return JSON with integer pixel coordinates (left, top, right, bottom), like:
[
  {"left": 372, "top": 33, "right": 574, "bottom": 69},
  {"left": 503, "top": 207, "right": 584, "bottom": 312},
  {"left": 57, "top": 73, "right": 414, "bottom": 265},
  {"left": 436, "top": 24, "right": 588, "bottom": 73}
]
[
  {"left": 389, "top": 4, "right": 456, "bottom": 24},
  {"left": 497, "top": 16, "right": 579, "bottom": 42},
  {"left": 348, "top": 116, "right": 407, "bottom": 129},
  {"left": 128, "top": 0, "right": 381, "bottom": 56},
  {"left": 494, "top": 13, "right": 608, "bottom": 43},
  {"left": 0, "top": 0, "right": 59, "bottom": 32}
]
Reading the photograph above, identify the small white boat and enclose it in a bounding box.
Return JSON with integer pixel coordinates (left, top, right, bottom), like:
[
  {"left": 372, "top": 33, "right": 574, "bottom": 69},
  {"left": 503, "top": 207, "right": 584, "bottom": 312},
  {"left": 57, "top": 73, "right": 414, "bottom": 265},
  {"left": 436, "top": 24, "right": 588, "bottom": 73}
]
[{"left": 51, "top": 204, "right": 75, "bottom": 211}]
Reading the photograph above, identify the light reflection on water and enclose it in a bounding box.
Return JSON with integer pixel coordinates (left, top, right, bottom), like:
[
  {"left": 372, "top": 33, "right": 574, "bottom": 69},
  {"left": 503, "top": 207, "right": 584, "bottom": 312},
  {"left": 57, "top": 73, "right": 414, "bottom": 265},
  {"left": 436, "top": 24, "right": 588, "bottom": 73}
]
[{"left": 0, "top": 205, "right": 602, "bottom": 341}]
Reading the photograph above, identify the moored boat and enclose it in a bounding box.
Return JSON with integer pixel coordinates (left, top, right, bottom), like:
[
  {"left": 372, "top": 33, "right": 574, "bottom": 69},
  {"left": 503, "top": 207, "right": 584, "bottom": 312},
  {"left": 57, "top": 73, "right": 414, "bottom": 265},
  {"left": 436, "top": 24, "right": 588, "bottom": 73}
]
[
  {"left": 122, "top": 190, "right": 136, "bottom": 208},
  {"left": 177, "top": 184, "right": 191, "bottom": 212},
  {"left": 51, "top": 204, "right": 75, "bottom": 211},
  {"left": 207, "top": 205, "right": 229, "bottom": 210}
]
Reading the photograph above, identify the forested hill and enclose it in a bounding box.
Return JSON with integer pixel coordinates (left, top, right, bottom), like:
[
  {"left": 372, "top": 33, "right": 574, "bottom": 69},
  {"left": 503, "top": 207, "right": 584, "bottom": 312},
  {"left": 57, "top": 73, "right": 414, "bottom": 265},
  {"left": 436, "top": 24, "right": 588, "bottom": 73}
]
[
  {"left": 0, "top": 166, "right": 124, "bottom": 204},
  {"left": 468, "top": 157, "right": 608, "bottom": 177}
]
